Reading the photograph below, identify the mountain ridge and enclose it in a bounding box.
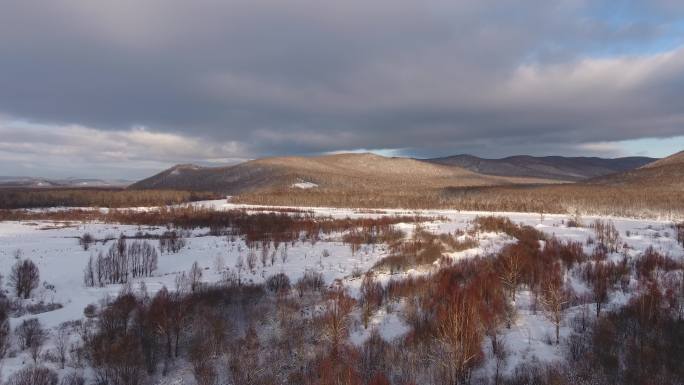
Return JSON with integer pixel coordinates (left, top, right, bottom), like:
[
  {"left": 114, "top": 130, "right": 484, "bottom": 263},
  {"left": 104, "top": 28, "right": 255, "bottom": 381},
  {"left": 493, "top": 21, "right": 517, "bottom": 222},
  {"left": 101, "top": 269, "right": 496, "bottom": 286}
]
[
  {"left": 424, "top": 154, "right": 656, "bottom": 181},
  {"left": 0, "top": 176, "right": 132, "bottom": 188}
]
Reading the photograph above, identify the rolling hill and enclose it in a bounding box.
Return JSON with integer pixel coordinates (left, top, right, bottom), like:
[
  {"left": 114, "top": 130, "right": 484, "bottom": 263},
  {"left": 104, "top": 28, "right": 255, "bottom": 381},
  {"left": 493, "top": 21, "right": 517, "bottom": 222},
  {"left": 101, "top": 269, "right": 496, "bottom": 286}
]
[
  {"left": 425, "top": 154, "right": 656, "bottom": 181},
  {"left": 640, "top": 150, "right": 684, "bottom": 169},
  {"left": 129, "top": 153, "right": 557, "bottom": 194},
  {"left": 590, "top": 151, "right": 684, "bottom": 188}
]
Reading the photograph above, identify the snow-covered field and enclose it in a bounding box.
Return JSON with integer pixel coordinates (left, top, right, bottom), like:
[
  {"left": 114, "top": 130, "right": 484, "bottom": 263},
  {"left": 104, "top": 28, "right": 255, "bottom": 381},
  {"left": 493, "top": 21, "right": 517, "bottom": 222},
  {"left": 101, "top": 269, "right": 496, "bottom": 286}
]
[{"left": 0, "top": 200, "right": 682, "bottom": 381}]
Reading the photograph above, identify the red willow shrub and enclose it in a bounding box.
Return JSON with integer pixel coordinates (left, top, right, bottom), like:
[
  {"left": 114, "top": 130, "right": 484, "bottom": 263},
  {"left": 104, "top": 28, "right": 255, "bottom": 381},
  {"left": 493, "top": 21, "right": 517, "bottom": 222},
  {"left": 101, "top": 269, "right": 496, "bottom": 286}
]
[
  {"left": 372, "top": 227, "right": 478, "bottom": 272},
  {"left": 306, "top": 344, "right": 363, "bottom": 385},
  {"left": 542, "top": 236, "right": 586, "bottom": 269},
  {"left": 582, "top": 282, "right": 684, "bottom": 385},
  {"left": 634, "top": 246, "right": 681, "bottom": 281},
  {"left": 1, "top": 206, "right": 430, "bottom": 247},
  {"left": 381, "top": 218, "right": 599, "bottom": 380},
  {"left": 472, "top": 216, "right": 545, "bottom": 241},
  {"left": 383, "top": 257, "right": 507, "bottom": 381},
  {"left": 360, "top": 272, "right": 384, "bottom": 328}
]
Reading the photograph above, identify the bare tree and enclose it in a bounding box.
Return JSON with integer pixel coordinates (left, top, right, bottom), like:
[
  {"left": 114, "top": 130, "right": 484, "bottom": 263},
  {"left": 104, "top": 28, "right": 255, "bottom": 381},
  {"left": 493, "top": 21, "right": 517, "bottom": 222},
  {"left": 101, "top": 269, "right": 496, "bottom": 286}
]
[
  {"left": 591, "top": 263, "right": 611, "bottom": 317},
  {"left": 86, "top": 240, "right": 158, "bottom": 288},
  {"left": 246, "top": 251, "right": 257, "bottom": 273},
  {"left": 228, "top": 325, "right": 262, "bottom": 385},
  {"left": 16, "top": 318, "right": 46, "bottom": 350},
  {"left": 270, "top": 249, "right": 277, "bottom": 266},
  {"left": 59, "top": 372, "right": 85, "bottom": 385},
  {"left": 15, "top": 318, "right": 47, "bottom": 363},
  {"left": 55, "top": 324, "right": 70, "bottom": 369},
  {"left": 6, "top": 366, "right": 58, "bottom": 385},
  {"left": 322, "top": 282, "right": 355, "bottom": 353},
  {"left": 593, "top": 219, "right": 621, "bottom": 253},
  {"left": 91, "top": 333, "right": 146, "bottom": 385},
  {"left": 159, "top": 230, "right": 186, "bottom": 253},
  {"left": 539, "top": 264, "right": 571, "bottom": 344},
  {"left": 499, "top": 253, "right": 521, "bottom": 302},
  {"left": 102, "top": 239, "right": 129, "bottom": 284},
  {"left": 493, "top": 338, "right": 508, "bottom": 385},
  {"left": 189, "top": 328, "right": 217, "bottom": 385},
  {"left": 0, "top": 302, "right": 10, "bottom": 359},
  {"left": 175, "top": 272, "right": 189, "bottom": 294},
  {"left": 189, "top": 261, "right": 203, "bottom": 292},
  {"left": 95, "top": 251, "right": 106, "bottom": 287},
  {"left": 260, "top": 244, "right": 269, "bottom": 268},
  {"left": 79, "top": 233, "right": 94, "bottom": 251},
  {"left": 266, "top": 273, "right": 291, "bottom": 294},
  {"left": 83, "top": 255, "right": 95, "bottom": 287},
  {"left": 127, "top": 240, "right": 158, "bottom": 278},
  {"left": 434, "top": 291, "right": 483, "bottom": 385},
  {"left": 149, "top": 287, "right": 174, "bottom": 362},
  {"left": 360, "top": 272, "right": 383, "bottom": 329},
  {"left": 280, "top": 245, "right": 288, "bottom": 264},
  {"left": 9, "top": 258, "right": 40, "bottom": 299},
  {"left": 234, "top": 255, "right": 244, "bottom": 286},
  {"left": 30, "top": 334, "right": 46, "bottom": 363}
]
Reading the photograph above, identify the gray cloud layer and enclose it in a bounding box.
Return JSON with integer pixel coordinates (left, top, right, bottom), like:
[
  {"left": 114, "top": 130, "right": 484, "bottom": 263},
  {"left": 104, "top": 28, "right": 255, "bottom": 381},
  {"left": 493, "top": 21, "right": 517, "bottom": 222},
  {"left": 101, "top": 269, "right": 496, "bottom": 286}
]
[{"left": 1, "top": 0, "right": 683, "bottom": 177}]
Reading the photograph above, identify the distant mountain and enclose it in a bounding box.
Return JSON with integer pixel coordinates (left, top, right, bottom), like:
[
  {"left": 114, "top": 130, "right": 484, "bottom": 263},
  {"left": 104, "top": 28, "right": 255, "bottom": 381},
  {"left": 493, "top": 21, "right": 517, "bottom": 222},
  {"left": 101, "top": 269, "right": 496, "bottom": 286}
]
[
  {"left": 424, "top": 154, "right": 656, "bottom": 181},
  {"left": 0, "top": 176, "right": 58, "bottom": 188},
  {"left": 590, "top": 151, "right": 684, "bottom": 188},
  {"left": 0, "top": 176, "right": 132, "bottom": 188},
  {"left": 130, "top": 153, "right": 557, "bottom": 194}
]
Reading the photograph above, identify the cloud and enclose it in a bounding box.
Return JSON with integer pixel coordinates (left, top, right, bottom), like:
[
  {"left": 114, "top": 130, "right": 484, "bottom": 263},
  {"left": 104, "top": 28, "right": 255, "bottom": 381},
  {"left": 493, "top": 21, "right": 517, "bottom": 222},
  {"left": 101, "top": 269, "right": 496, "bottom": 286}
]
[
  {"left": 0, "top": 120, "right": 247, "bottom": 178},
  {"left": 0, "top": 0, "right": 682, "bottom": 177}
]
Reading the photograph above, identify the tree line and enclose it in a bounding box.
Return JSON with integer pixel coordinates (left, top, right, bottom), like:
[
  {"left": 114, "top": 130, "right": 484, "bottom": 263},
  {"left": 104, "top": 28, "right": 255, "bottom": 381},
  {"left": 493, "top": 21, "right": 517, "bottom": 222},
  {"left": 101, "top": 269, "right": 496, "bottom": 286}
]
[
  {"left": 0, "top": 188, "right": 218, "bottom": 209},
  {"left": 233, "top": 183, "right": 684, "bottom": 219}
]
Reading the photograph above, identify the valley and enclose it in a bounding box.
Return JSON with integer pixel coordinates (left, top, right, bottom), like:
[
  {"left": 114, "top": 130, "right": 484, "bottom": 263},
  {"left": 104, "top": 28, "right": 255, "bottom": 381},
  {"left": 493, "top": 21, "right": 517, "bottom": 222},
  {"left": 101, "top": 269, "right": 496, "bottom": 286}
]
[{"left": 0, "top": 199, "right": 682, "bottom": 384}]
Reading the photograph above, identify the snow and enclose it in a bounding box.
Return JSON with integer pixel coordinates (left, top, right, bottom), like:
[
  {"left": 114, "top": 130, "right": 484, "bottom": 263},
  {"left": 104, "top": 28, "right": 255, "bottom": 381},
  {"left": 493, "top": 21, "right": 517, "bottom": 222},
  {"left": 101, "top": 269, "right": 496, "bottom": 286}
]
[
  {"left": 291, "top": 181, "right": 318, "bottom": 189},
  {"left": 444, "top": 232, "right": 516, "bottom": 262},
  {"left": 489, "top": 291, "right": 567, "bottom": 375},
  {"left": 0, "top": 200, "right": 682, "bottom": 380},
  {"left": 0, "top": 222, "right": 393, "bottom": 328},
  {"left": 350, "top": 305, "right": 410, "bottom": 345}
]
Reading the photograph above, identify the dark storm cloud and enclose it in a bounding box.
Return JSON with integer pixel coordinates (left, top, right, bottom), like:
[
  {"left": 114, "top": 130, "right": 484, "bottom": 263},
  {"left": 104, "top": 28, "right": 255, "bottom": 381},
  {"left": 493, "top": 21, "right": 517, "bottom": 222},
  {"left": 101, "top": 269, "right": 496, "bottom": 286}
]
[{"left": 0, "top": 0, "right": 683, "bottom": 177}]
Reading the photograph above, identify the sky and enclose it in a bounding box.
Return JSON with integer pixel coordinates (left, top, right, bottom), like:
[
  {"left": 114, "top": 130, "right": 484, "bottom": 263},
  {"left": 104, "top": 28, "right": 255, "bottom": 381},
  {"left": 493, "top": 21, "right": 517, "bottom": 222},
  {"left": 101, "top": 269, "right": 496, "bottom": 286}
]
[{"left": 1, "top": 0, "right": 683, "bottom": 179}]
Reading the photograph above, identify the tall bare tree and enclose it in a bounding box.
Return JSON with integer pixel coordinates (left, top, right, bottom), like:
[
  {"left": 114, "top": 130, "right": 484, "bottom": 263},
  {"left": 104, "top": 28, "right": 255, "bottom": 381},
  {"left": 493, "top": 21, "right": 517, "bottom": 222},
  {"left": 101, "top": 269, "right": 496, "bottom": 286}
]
[
  {"left": 539, "top": 264, "right": 571, "bottom": 344},
  {"left": 9, "top": 258, "right": 40, "bottom": 299}
]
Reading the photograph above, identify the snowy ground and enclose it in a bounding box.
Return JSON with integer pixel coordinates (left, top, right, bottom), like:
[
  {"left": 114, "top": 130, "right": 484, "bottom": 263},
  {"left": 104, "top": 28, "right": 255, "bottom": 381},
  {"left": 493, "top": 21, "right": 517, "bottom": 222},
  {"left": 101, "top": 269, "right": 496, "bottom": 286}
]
[{"left": 0, "top": 200, "right": 682, "bottom": 381}]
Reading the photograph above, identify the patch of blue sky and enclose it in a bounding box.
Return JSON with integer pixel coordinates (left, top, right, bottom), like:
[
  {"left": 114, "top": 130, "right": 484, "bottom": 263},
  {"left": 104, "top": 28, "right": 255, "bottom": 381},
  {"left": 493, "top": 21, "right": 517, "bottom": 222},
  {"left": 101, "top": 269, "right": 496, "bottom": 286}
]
[
  {"left": 579, "top": 1, "right": 684, "bottom": 57},
  {"left": 617, "top": 136, "right": 684, "bottom": 157}
]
